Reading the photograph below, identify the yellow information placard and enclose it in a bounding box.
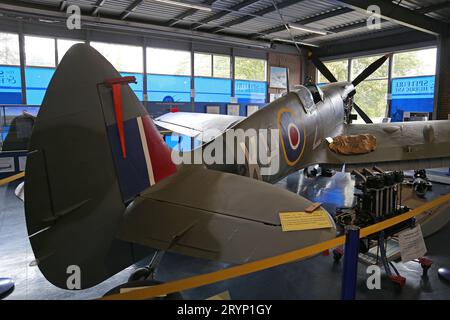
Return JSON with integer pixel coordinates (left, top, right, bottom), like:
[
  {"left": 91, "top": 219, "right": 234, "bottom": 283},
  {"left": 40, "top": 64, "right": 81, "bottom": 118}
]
[{"left": 279, "top": 210, "right": 333, "bottom": 232}]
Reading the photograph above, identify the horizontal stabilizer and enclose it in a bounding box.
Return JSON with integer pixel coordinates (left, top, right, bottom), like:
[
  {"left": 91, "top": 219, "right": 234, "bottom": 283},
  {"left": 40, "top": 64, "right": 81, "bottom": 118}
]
[
  {"left": 155, "top": 112, "right": 244, "bottom": 142},
  {"left": 118, "top": 165, "right": 336, "bottom": 264}
]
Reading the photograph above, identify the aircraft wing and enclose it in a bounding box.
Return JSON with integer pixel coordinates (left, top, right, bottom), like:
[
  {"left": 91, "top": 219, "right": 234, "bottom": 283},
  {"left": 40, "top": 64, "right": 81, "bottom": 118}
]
[
  {"left": 154, "top": 112, "right": 244, "bottom": 142},
  {"left": 321, "top": 120, "right": 450, "bottom": 171},
  {"left": 118, "top": 165, "right": 336, "bottom": 264}
]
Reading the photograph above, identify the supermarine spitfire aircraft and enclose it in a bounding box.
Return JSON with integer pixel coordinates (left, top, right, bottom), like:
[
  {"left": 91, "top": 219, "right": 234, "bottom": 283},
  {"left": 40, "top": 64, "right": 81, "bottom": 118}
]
[{"left": 24, "top": 44, "right": 450, "bottom": 290}]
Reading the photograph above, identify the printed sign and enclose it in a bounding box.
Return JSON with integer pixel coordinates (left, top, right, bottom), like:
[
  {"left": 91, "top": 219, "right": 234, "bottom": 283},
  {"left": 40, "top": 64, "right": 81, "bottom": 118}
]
[
  {"left": 270, "top": 66, "right": 288, "bottom": 89},
  {"left": 206, "top": 105, "right": 220, "bottom": 114},
  {"left": 279, "top": 210, "right": 333, "bottom": 232},
  {"left": 19, "top": 156, "right": 26, "bottom": 172},
  {"left": 398, "top": 225, "right": 427, "bottom": 262},
  {"left": 390, "top": 76, "right": 435, "bottom": 122},
  {"left": 247, "top": 105, "right": 259, "bottom": 116},
  {"left": 0, "top": 157, "right": 15, "bottom": 173},
  {"left": 227, "top": 104, "right": 240, "bottom": 116}
]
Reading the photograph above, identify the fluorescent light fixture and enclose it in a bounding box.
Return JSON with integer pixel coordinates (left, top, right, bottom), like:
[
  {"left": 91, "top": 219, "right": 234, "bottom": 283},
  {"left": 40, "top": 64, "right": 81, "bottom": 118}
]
[
  {"left": 288, "top": 23, "right": 328, "bottom": 36},
  {"left": 152, "top": 0, "right": 213, "bottom": 11},
  {"left": 273, "top": 38, "right": 319, "bottom": 48}
]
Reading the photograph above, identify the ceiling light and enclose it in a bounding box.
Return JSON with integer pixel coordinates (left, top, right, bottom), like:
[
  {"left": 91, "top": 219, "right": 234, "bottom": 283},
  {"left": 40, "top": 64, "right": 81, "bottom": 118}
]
[
  {"left": 152, "top": 0, "right": 213, "bottom": 11},
  {"left": 273, "top": 38, "right": 319, "bottom": 48},
  {"left": 288, "top": 23, "right": 328, "bottom": 36}
]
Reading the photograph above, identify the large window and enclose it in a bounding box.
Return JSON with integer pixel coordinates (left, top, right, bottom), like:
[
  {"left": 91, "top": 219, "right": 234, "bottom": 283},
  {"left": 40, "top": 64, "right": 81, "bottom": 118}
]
[
  {"left": 393, "top": 48, "right": 437, "bottom": 78},
  {"left": 391, "top": 48, "right": 437, "bottom": 122},
  {"left": 91, "top": 42, "right": 144, "bottom": 100},
  {"left": 194, "top": 53, "right": 230, "bottom": 78},
  {"left": 317, "top": 59, "right": 348, "bottom": 83},
  {"left": 57, "top": 39, "right": 84, "bottom": 63},
  {"left": 0, "top": 33, "right": 20, "bottom": 66},
  {"left": 91, "top": 42, "right": 143, "bottom": 73},
  {"left": 235, "top": 57, "right": 267, "bottom": 103},
  {"left": 147, "top": 48, "right": 190, "bottom": 76},
  {"left": 194, "top": 52, "right": 231, "bottom": 102},
  {"left": 316, "top": 49, "right": 437, "bottom": 123},
  {"left": 147, "top": 48, "right": 191, "bottom": 102},
  {"left": 351, "top": 55, "right": 389, "bottom": 121},
  {"left": 25, "top": 36, "right": 56, "bottom": 105},
  {"left": 235, "top": 57, "right": 266, "bottom": 81},
  {"left": 0, "top": 32, "right": 22, "bottom": 104},
  {"left": 25, "top": 36, "right": 55, "bottom": 67}
]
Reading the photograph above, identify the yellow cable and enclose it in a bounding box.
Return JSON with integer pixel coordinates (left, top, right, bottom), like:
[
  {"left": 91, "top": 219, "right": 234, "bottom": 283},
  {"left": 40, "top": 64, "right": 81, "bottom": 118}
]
[
  {"left": 0, "top": 172, "right": 24, "bottom": 187},
  {"left": 102, "top": 193, "right": 450, "bottom": 300}
]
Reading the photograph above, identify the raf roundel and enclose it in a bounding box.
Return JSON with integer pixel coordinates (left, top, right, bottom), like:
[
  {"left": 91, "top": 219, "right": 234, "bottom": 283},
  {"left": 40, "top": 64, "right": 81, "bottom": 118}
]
[
  {"left": 277, "top": 108, "right": 306, "bottom": 166},
  {"left": 288, "top": 123, "right": 300, "bottom": 149}
]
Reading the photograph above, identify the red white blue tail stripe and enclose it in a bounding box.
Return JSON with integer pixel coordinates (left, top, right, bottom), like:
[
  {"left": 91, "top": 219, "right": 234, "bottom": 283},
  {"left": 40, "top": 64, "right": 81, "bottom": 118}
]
[{"left": 107, "top": 115, "right": 176, "bottom": 202}]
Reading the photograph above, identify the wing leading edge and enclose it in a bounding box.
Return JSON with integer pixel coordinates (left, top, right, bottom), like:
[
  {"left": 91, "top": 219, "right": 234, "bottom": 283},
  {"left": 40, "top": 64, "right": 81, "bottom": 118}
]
[{"left": 320, "top": 120, "right": 450, "bottom": 171}]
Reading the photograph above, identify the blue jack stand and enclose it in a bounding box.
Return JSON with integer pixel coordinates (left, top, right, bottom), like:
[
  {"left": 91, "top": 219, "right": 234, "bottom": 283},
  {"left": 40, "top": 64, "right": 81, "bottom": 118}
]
[
  {"left": 0, "top": 278, "right": 14, "bottom": 299},
  {"left": 341, "top": 226, "right": 360, "bottom": 300}
]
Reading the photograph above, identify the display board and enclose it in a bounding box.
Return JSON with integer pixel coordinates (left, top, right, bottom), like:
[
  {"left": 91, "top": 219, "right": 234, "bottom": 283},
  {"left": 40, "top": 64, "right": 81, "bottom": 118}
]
[{"left": 390, "top": 75, "right": 435, "bottom": 122}]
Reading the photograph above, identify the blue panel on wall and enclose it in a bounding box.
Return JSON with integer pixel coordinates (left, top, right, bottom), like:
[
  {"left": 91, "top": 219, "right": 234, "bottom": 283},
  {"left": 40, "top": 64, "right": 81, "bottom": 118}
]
[
  {"left": 390, "top": 75, "right": 435, "bottom": 122},
  {"left": 164, "top": 134, "right": 201, "bottom": 151},
  {"left": 25, "top": 67, "right": 55, "bottom": 105},
  {"left": 0, "top": 66, "right": 22, "bottom": 104},
  {"left": 120, "top": 72, "right": 144, "bottom": 101},
  {"left": 194, "top": 77, "right": 231, "bottom": 103},
  {"left": 147, "top": 74, "right": 191, "bottom": 102},
  {"left": 235, "top": 80, "right": 267, "bottom": 103}
]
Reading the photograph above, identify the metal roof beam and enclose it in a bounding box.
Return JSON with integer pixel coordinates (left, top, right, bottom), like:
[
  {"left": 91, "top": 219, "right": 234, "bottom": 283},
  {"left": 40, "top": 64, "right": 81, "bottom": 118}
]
[
  {"left": 190, "top": 0, "right": 262, "bottom": 30},
  {"left": 338, "top": 0, "right": 449, "bottom": 36},
  {"left": 297, "top": 20, "right": 368, "bottom": 42},
  {"left": 417, "top": 1, "right": 450, "bottom": 14},
  {"left": 167, "top": 0, "right": 217, "bottom": 27},
  {"left": 59, "top": 0, "right": 67, "bottom": 11},
  {"left": 92, "top": 0, "right": 106, "bottom": 16},
  {"left": 206, "top": 0, "right": 305, "bottom": 33},
  {"left": 252, "top": 6, "right": 353, "bottom": 38},
  {"left": 120, "top": 0, "right": 144, "bottom": 20}
]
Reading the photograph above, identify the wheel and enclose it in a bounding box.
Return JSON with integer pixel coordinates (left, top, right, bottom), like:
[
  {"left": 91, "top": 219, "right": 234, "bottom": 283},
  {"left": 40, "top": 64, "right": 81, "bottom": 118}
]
[
  {"left": 128, "top": 267, "right": 152, "bottom": 282},
  {"left": 333, "top": 248, "right": 343, "bottom": 262}
]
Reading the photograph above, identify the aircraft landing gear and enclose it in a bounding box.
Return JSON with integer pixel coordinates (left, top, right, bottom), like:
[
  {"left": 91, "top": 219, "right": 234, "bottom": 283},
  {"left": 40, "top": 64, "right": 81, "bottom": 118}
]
[
  {"left": 104, "top": 250, "right": 183, "bottom": 299},
  {"left": 333, "top": 248, "right": 344, "bottom": 262},
  {"left": 128, "top": 250, "right": 165, "bottom": 282}
]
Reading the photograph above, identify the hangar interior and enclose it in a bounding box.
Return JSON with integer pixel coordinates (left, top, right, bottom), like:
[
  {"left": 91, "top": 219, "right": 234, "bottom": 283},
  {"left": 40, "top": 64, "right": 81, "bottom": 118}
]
[{"left": 0, "top": 0, "right": 450, "bottom": 300}]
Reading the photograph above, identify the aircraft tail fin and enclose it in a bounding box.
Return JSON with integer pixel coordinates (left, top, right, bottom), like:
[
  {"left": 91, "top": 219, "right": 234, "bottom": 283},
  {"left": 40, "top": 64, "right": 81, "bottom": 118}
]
[{"left": 24, "top": 44, "right": 174, "bottom": 289}]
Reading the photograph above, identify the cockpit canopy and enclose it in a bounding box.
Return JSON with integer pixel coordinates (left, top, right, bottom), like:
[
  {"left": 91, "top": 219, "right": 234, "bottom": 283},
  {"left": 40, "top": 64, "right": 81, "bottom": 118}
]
[{"left": 292, "top": 84, "right": 324, "bottom": 113}]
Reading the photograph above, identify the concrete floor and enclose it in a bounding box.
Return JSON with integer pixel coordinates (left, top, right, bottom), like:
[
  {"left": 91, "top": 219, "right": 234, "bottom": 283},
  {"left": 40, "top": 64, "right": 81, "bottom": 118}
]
[{"left": 1, "top": 171, "right": 450, "bottom": 300}]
